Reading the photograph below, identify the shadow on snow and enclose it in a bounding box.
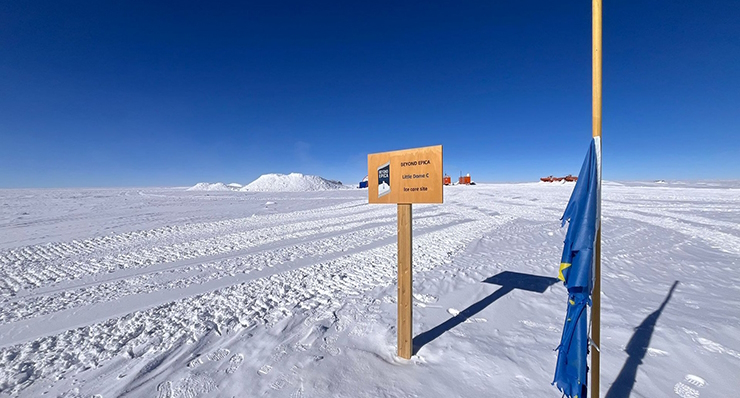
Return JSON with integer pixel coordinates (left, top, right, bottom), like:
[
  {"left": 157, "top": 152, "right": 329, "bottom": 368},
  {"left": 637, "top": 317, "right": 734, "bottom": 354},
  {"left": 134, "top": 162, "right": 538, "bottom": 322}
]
[
  {"left": 412, "top": 271, "right": 559, "bottom": 355},
  {"left": 605, "top": 281, "right": 679, "bottom": 398}
]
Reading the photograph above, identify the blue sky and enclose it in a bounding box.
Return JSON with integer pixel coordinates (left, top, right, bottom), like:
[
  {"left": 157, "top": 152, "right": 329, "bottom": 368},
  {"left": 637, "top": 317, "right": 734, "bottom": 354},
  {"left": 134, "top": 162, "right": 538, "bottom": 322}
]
[{"left": 1, "top": 1, "right": 738, "bottom": 188}]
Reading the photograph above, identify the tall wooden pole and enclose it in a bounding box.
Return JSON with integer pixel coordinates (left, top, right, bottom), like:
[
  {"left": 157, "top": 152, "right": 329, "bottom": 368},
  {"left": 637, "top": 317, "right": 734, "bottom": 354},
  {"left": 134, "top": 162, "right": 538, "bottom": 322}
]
[
  {"left": 397, "top": 203, "right": 413, "bottom": 359},
  {"left": 591, "top": 0, "right": 603, "bottom": 397}
]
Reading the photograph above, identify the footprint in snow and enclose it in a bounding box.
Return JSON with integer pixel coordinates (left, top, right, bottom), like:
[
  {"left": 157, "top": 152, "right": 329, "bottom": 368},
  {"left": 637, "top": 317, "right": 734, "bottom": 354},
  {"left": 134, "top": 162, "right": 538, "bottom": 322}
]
[
  {"left": 413, "top": 293, "right": 438, "bottom": 304},
  {"left": 225, "top": 354, "right": 244, "bottom": 374},
  {"left": 674, "top": 374, "right": 706, "bottom": 398},
  {"left": 674, "top": 383, "right": 699, "bottom": 398},
  {"left": 156, "top": 381, "right": 173, "bottom": 398},
  {"left": 270, "top": 375, "right": 290, "bottom": 390},
  {"left": 207, "top": 348, "right": 230, "bottom": 362},
  {"left": 271, "top": 344, "right": 288, "bottom": 362},
  {"left": 294, "top": 342, "right": 310, "bottom": 351},
  {"left": 320, "top": 343, "right": 341, "bottom": 356},
  {"left": 684, "top": 375, "right": 706, "bottom": 387},
  {"left": 349, "top": 324, "right": 370, "bottom": 337},
  {"left": 187, "top": 357, "right": 203, "bottom": 369}
]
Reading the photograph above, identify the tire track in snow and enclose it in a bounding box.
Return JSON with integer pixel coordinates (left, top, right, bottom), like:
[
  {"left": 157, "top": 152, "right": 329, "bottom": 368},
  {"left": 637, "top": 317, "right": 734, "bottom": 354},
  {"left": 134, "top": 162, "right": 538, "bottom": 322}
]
[
  {"left": 0, "top": 206, "right": 508, "bottom": 395},
  {"left": 0, "top": 212, "right": 464, "bottom": 326},
  {"left": 0, "top": 216, "right": 474, "bottom": 347},
  {"left": 0, "top": 203, "right": 410, "bottom": 296},
  {"left": 0, "top": 198, "right": 372, "bottom": 270}
]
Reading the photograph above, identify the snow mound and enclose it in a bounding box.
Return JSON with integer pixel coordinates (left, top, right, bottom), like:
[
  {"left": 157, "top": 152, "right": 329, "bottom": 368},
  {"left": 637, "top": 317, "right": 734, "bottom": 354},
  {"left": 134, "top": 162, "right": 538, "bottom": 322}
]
[
  {"left": 187, "top": 182, "right": 232, "bottom": 191},
  {"left": 227, "top": 183, "right": 243, "bottom": 189},
  {"left": 241, "top": 173, "right": 346, "bottom": 192}
]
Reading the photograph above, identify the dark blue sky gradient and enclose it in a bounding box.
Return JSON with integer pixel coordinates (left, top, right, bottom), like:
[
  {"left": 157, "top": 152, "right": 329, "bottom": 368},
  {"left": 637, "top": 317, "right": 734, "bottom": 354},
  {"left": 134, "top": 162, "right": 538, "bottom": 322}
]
[{"left": 1, "top": 1, "right": 738, "bottom": 187}]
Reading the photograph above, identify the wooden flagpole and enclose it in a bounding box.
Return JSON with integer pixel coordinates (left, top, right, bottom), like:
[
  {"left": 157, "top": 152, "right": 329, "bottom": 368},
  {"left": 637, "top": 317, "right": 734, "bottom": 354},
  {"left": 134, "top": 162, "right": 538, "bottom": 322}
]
[{"left": 591, "top": 0, "right": 603, "bottom": 397}]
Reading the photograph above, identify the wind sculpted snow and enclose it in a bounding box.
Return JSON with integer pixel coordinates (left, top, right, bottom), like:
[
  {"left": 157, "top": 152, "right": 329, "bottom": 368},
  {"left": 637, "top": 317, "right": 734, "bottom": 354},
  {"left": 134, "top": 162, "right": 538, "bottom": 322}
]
[{"left": 0, "top": 182, "right": 738, "bottom": 397}]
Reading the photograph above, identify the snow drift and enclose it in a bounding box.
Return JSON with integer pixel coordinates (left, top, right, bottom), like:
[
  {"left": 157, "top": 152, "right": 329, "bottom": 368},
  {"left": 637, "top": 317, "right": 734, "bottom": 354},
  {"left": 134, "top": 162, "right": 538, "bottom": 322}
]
[{"left": 240, "top": 173, "right": 346, "bottom": 192}]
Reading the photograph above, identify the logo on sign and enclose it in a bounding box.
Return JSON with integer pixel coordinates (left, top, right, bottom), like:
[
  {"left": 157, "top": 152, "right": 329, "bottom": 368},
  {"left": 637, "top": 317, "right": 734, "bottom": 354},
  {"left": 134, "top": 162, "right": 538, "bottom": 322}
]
[{"left": 378, "top": 162, "right": 390, "bottom": 198}]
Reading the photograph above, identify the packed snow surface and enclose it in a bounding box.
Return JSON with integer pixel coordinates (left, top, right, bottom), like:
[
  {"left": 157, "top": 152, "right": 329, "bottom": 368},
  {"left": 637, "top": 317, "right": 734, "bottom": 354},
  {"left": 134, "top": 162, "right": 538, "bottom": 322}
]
[
  {"left": 241, "top": 173, "right": 347, "bottom": 192},
  {"left": 0, "top": 182, "right": 739, "bottom": 397}
]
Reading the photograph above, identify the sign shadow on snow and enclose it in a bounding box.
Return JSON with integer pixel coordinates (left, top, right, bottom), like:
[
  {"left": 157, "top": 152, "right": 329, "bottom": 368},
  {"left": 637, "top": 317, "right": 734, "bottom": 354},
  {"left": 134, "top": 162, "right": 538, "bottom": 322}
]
[
  {"left": 605, "top": 281, "right": 679, "bottom": 398},
  {"left": 412, "top": 271, "right": 559, "bottom": 354}
]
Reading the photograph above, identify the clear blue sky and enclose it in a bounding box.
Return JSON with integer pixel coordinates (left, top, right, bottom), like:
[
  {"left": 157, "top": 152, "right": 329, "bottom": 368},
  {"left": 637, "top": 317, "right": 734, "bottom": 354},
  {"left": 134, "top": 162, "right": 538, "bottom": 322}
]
[{"left": 1, "top": 1, "right": 738, "bottom": 188}]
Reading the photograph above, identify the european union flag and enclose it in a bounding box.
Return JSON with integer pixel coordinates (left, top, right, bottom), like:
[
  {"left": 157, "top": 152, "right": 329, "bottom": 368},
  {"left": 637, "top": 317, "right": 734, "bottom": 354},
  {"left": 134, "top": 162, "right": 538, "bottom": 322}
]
[{"left": 553, "top": 138, "right": 599, "bottom": 398}]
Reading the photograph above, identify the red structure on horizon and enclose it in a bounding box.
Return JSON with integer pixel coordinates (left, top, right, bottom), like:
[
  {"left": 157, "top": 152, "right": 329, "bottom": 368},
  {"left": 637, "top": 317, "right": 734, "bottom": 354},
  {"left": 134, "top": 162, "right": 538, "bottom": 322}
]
[{"left": 540, "top": 174, "right": 578, "bottom": 183}]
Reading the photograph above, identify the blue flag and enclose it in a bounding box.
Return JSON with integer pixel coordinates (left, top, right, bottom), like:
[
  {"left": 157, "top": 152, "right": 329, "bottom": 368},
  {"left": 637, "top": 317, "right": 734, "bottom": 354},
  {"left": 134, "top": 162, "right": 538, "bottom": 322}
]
[{"left": 553, "top": 138, "right": 599, "bottom": 398}]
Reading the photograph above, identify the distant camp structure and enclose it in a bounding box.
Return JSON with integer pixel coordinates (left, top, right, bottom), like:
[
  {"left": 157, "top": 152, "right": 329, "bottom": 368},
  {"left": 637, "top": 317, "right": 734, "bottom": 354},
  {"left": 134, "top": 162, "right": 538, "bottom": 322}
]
[
  {"left": 540, "top": 174, "right": 578, "bottom": 183},
  {"left": 459, "top": 173, "right": 473, "bottom": 185},
  {"left": 359, "top": 175, "right": 368, "bottom": 189},
  {"left": 443, "top": 173, "right": 474, "bottom": 186}
]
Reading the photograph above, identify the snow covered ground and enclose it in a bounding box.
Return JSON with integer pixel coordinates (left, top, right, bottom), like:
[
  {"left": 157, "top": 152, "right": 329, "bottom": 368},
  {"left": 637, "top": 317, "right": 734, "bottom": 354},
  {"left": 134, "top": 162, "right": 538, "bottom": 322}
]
[{"left": 0, "top": 182, "right": 738, "bottom": 397}]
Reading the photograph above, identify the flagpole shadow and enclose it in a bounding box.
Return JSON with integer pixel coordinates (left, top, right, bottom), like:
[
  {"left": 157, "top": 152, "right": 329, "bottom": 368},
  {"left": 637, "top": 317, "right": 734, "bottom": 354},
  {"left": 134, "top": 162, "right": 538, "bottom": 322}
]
[
  {"left": 605, "top": 281, "right": 679, "bottom": 398},
  {"left": 412, "top": 271, "right": 559, "bottom": 355}
]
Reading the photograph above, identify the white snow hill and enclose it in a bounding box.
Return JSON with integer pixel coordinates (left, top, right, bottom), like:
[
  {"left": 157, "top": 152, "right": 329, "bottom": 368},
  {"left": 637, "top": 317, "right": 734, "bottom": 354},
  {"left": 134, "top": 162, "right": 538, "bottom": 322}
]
[
  {"left": 186, "top": 182, "right": 232, "bottom": 191},
  {"left": 241, "top": 173, "right": 347, "bottom": 192}
]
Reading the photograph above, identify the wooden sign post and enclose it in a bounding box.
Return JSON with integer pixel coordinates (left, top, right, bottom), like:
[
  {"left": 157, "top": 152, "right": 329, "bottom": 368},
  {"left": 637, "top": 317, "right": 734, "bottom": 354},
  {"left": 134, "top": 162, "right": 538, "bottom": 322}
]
[
  {"left": 368, "top": 145, "right": 443, "bottom": 359},
  {"left": 397, "top": 203, "right": 413, "bottom": 359}
]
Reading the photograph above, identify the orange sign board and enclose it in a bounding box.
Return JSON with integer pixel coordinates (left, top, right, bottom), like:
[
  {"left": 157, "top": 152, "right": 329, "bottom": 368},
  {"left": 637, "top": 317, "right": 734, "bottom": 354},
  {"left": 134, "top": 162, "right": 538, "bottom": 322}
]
[{"left": 367, "top": 145, "right": 443, "bottom": 204}]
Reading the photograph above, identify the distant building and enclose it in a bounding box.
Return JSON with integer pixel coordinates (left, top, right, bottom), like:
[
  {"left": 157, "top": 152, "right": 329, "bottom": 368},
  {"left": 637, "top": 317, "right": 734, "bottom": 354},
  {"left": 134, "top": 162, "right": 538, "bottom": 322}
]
[
  {"left": 540, "top": 174, "right": 577, "bottom": 182},
  {"left": 459, "top": 174, "right": 471, "bottom": 185}
]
